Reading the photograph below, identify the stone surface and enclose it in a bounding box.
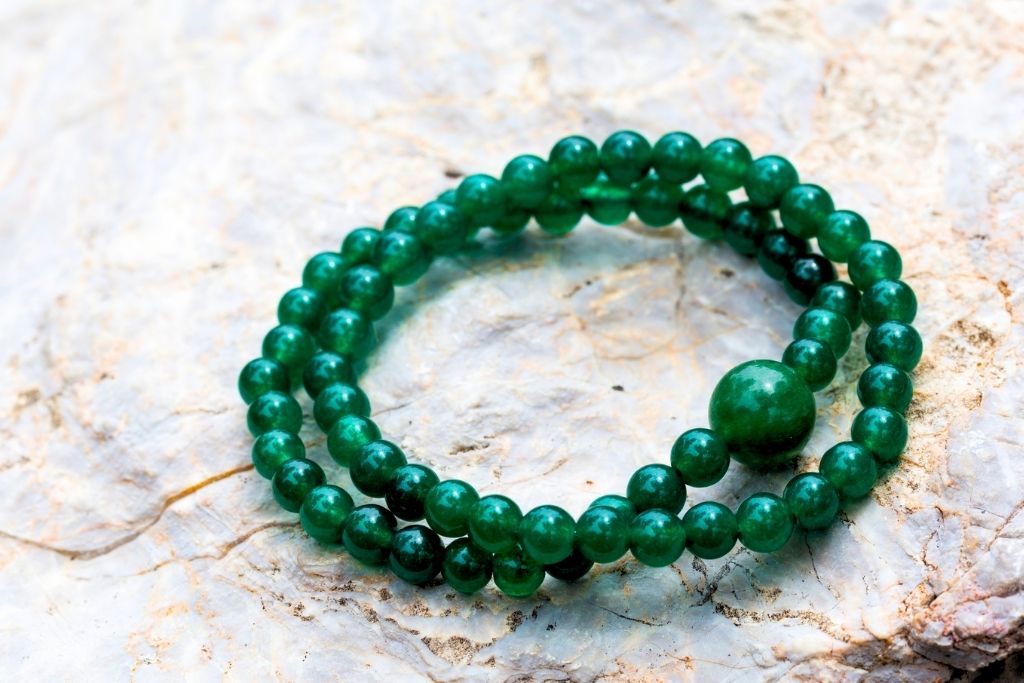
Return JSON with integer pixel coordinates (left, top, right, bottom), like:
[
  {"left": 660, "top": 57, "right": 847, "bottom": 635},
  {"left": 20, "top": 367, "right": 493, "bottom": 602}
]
[{"left": 1, "top": 0, "right": 1023, "bottom": 680}]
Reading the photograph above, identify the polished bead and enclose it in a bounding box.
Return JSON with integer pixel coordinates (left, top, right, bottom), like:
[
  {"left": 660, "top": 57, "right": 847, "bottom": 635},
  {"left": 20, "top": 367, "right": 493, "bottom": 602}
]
[
  {"left": 858, "top": 363, "right": 914, "bottom": 413},
  {"left": 849, "top": 240, "right": 902, "bottom": 290},
  {"left": 373, "top": 229, "right": 430, "bottom": 286},
  {"left": 630, "top": 509, "right": 686, "bottom": 567},
  {"left": 519, "top": 505, "right": 575, "bottom": 565},
  {"left": 631, "top": 174, "right": 683, "bottom": 227},
  {"left": 389, "top": 525, "right": 445, "bottom": 585},
  {"left": 342, "top": 504, "right": 397, "bottom": 565},
  {"left": 339, "top": 264, "right": 394, "bottom": 320},
  {"left": 319, "top": 308, "right": 376, "bottom": 359},
  {"left": 588, "top": 494, "right": 637, "bottom": 520},
  {"left": 745, "top": 155, "right": 799, "bottom": 209},
  {"left": 442, "top": 537, "right": 493, "bottom": 594},
  {"left": 724, "top": 203, "right": 775, "bottom": 257},
  {"left": 544, "top": 545, "right": 594, "bottom": 582},
  {"left": 575, "top": 505, "right": 629, "bottom": 563},
  {"left": 313, "top": 382, "right": 370, "bottom": 431},
  {"left": 780, "top": 184, "right": 834, "bottom": 239},
  {"left": 736, "top": 493, "right": 794, "bottom": 553},
  {"left": 262, "top": 324, "right": 316, "bottom": 374},
  {"left": 852, "top": 406, "right": 908, "bottom": 463},
  {"left": 341, "top": 227, "right": 381, "bottom": 267},
  {"left": 456, "top": 173, "right": 507, "bottom": 227},
  {"left": 627, "top": 464, "right": 687, "bottom": 514},
  {"left": 681, "top": 184, "right": 731, "bottom": 240},
  {"left": 783, "top": 472, "right": 839, "bottom": 529},
  {"left": 670, "top": 428, "right": 730, "bottom": 487},
  {"left": 238, "top": 357, "right": 289, "bottom": 404},
  {"left": 414, "top": 200, "right": 469, "bottom": 254},
  {"left": 819, "top": 442, "right": 877, "bottom": 499},
  {"left": 819, "top": 210, "right": 871, "bottom": 263},
  {"left": 812, "top": 281, "right": 862, "bottom": 331},
  {"left": 549, "top": 135, "right": 600, "bottom": 190},
  {"left": 327, "top": 414, "right": 380, "bottom": 467},
  {"left": 581, "top": 173, "right": 632, "bottom": 225},
  {"left": 861, "top": 279, "right": 918, "bottom": 327},
  {"left": 782, "top": 338, "right": 837, "bottom": 392},
  {"left": 384, "top": 206, "right": 418, "bottom": 233},
  {"left": 652, "top": 131, "right": 702, "bottom": 184},
  {"left": 350, "top": 440, "right": 407, "bottom": 497},
  {"left": 757, "top": 229, "right": 809, "bottom": 280},
  {"left": 302, "top": 252, "right": 346, "bottom": 308},
  {"left": 600, "top": 130, "right": 652, "bottom": 185},
  {"left": 708, "top": 360, "right": 816, "bottom": 468},
  {"left": 866, "top": 321, "right": 923, "bottom": 372},
  {"left": 784, "top": 255, "right": 837, "bottom": 306},
  {"left": 251, "top": 429, "right": 305, "bottom": 479},
  {"left": 681, "top": 502, "right": 738, "bottom": 559},
  {"left": 300, "top": 484, "right": 354, "bottom": 543},
  {"left": 277, "top": 287, "right": 326, "bottom": 330},
  {"left": 468, "top": 495, "right": 522, "bottom": 555},
  {"left": 493, "top": 545, "right": 545, "bottom": 597},
  {"left": 490, "top": 207, "right": 531, "bottom": 237},
  {"left": 425, "top": 479, "right": 480, "bottom": 537},
  {"left": 302, "top": 351, "right": 356, "bottom": 399},
  {"left": 700, "top": 138, "right": 752, "bottom": 191},
  {"left": 793, "top": 306, "right": 852, "bottom": 358},
  {"left": 436, "top": 189, "right": 457, "bottom": 205},
  {"left": 535, "top": 190, "right": 584, "bottom": 236},
  {"left": 247, "top": 390, "right": 302, "bottom": 437},
  {"left": 271, "top": 458, "right": 326, "bottom": 513},
  {"left": 502, "top": 154, "right": 553, "bottom": 209},
  {"left": 385, "top": 464, "right": 440, "bottom": 521}
]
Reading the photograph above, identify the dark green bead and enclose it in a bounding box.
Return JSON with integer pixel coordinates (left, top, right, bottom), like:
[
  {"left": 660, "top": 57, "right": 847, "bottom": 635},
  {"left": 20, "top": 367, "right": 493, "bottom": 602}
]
[
  {"left": 681, "top": 502, "right": 738, "bottom": 559},
  {"left": 271, "top": 458, "right": 325, "bottom": 513},
  {"left": 708, "top": 360, "right": 816, "bottom": 468},
  {"left": 819, "top": 210, "right": 871, "bottom": 263},
  {"left": 866, "top": 321, "right": 923, "bottom": 372},
  {"left": 350, "top": 440, "right": 407, "bottom": 497},
  {"left": 338, "top": 264, "right": 394, "bottom": 320},
  {"left": 251, "top": 429, "right": 305, "bottom": 479},
  {"left": 784, "top": 255, "right": 837, "bottom": 306},
  {"left": 629, "top": 509, "right": 686, "bottom": 567},
  {"left": 519, "top": 505, "right": 575, "bottom": 564},
  {"left": 588, "top": 494, "right": 636, "bottom": 520},
  {"left": 302, "top": 351, "right": 355, "bottom": 399},
  {"left": 736, "top": 493, "right": 794, "bottom": 553},
  {"left": 493, "top": 545, "right": 544, "bottom": 597},
  {"left": 389, "top": 524, "right": 444, "bottom": 585},
  {"left": 670, "top": 428, "right": 730, "bottom": 488},
  {"left": 745, "top": 155, "right": 799, "bottom": 209},
  {"left": 849, "top": 240, "right": 902, "bottom": 290},
  {"left": 627, "top": 464, "right": 687, "bottom": 514},
  {"left": 424, "top": 479, "right": 480, "bottom": 537},
  {"left": 819, "top": 442, "right": 877, "bottom": 499},
  {"left": 723, "top": 203, "right": 775, "bottom": 257},
  {"left": 238, "top": 357, "right": 289, "bottom": 404},
  {"left": 783, "top": 472, "right": 839, "bottom": 530},
  {"left": 600, "top": 130, "right": 652, "bottom": 185},
  {"left": 852, "top": 406, "right": 908, "bottom": 463},
  {"left": 313, "top": 382, "right": 370, "bottom": 431},
  {"left": 576, "top": 505, "right": 629, "bottom": 563},
  {"left": 277, "top": 287, "right": 326, "bottom": 330},
  {"left": 631, "top": 175, "right": 683, "bottom": 228},
  {"left": 700, "top": 138, "right": 752, "bottom": 191},
  {"left": 757, "top": 229, "right": 809, "bottom": 280},
  {"left": 468, "top": 495, "right": 522, "bottom": 554},
  {"left": 535, "top": 189, "right": 584, "bottom": 236},
  {"left": 782, "top": 338, "right": 837, "bottom": 392},
  {"left": 858, "top": 363, "right": 914, "bottom": 413},
  {"left": 456, "top": 173, "right": 507, "bottom": 227},
  {"left": 385, "top": 464, "right": 439, "bottom": 521},
  {"left": 384, "top": 206, "right": 418, "bottom": 234},
  {"left": 414, "top": 200, "right": 469, "bottom": 254},
  {"left": 318, "top": 308, "right": 375, "bottom": 359},
  {"left": 861, "top": 279, "right": 917, "bottom": 327},
  {"left": 262, "top": 324, "right": 316, "bottom": 373},
  {"left": 300, "top": 484, "right": 354, "bottom": 543},
  {"left": 580, "top": 173, "right": 632, "bottom": 225},
  {"left": 372, "top": 229, "right": 430, "bottom": 286},
  {"left": 442, "top": 537, "right": 493, "bottom": 594},
  {"left": 793, "top": 307, "right": 852, "bottom": 358},
  {"left": 302, "top": 252, "right": 346, "bottom": 308},
  {"left": 812, "top": 281, "right": 862, "bottom": 331},
  {"left": 652, "top": 131, "right": 702, "bottom": 184},
  {"left": 326, "top": 414, "right": 380, "bottom": 467},
  {"left": 490, "top": 207, "right": 531, "bottom": 237},
  {"left": 545, "top": 545, "right": 594, "bottom": 582},
  {"left": 681, "top": 184, "right": 731, "bottom": 239},
  {"left": 436, "top": 188, "right": 457, "bottom": 205},
  {"left": 779, "top": 184, "right": 834, "bottom": 239},
  {"left": 343, "top": 504, "right": 397, "bottom": 565},
  {"left": 341, "top": 228, "right": 381, "bottom": 267},
  {"left": 247, "top": 390, "right": 302, "bottom": 437},
  {"left": 501, "top": 154, "right": 553, "bottom": 209},
  {"left": 549, "top": 135, "right": 600, "bottom": 190}
]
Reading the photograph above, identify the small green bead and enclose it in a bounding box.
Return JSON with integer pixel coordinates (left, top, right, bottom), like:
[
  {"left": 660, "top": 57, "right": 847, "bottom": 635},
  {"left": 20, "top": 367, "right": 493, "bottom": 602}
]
[
  {"left": 341, "top": 227, "right": 381, "bottom": 267},
  {"left": 819, "top": 442, "right": 877, "bottom": 499},
  {"left": 631, "top": 174, "right": 684, "bottom": 228},
  {"left": 736, "top": 493, "right": 794, "bottom": 553},
  {"left": 588, "top": 495, "right": 637, "bottom": 520},
  {"left": 700, "top": 138, "right": 752, "bottom": 191},
  {"left": 442, "top": 537, "right": 493, "bottom": 594},
  {"left": 238, "top": 357, "right": 289, "bottom": 404},
  {"left": 627, "top": 464, "right": 687, "bottom": 514},
  {"left": 858, "top": 363, "right": 914, "bottom": 413},
  {"left": 247, "top": 390, "right": 302, "bottom": 437},
  {"left": 783, "top": 255, "right": 837, "bottom": 306},
  {"left": 575, "top": 505, "right": 629, "bottom": 563},
  {"left": 783, "top": 472, "right": 839, "bottom": 530},
  {"left": 318, "top": 308, "right": 376, "bottom": 360},
  {"left": 580, "top": 173, "right": 632, "bottom": 225},
  {"left": 385, "top": 464, "right": 440, "bottom": 522},
  {"left": 745, "top": 155, "right": 799, "bottom": 209},
  {"left": 544, "top": 545, "right": 594, "bottom": 582},
  {"left": 339, "top": 264, "right": 394, "bottom": 321},
  {"left": 350, "top": 440, "right": 407, "bottom": 497},
  {"left": 681, "top": 184, "right": 732, "bottom": 239},
  {"left": 535, "top": 190, "right": 584, "bottom": 236},
  {"left": 780, "top": 184, "right": 834, "bottom": 239},
  {"left": 456, "top": 173, "right": 507, "bottom": 227},
  {"left": 277, "top": 287, "right": 326, "bottom": 331},
  {"left": 271, "top": 458, "right": 326, "bottom": 513},
  {"left": 812, "top": 281, "right": 862, "bottom": 331},
  {"left": 384, "top": 206, "right": 418, "bottom": 233},
  {"left": 372, "top": 229, "right": 430, "bottom": 286},
  {"left": 629, "top": 509, "right": 686, "bottom": 567},
  {"left": 549, "top": 135, "right": 600, "bottom": 190},
  {"left": 819, "top": 210, "right": 871, "bottom": 263},
  {"left": 343, "top": 504, "right": 397, "bottom": 565},
  {"left": 724, "top": 203, "right": 775, "bottom": 257},
  {"left": 300, "top": 484, "right": 354, "bottom": 543},
  {"left": 468, "top": 495, "right": 522, "bottom": 555},
  {"left": 849, "top": 240, "right": 902, "bottom": 290},
  {"left": 313, "top": 382, "right": 370, "bottom": 431},
  {"left": 262, "top": 324, "right": 316, "bottom": 374},
  {"left": 302, "top": 252, "right": 346, "bottom": 308},
  {"left": 652, "top": 131, "right": 702, "bottom": 184},
  {"left": 600, "top": 130, "right": 652, "bottom": 185},
  {"left": 852, "top": 406, "right": 908, "bottom": 463},
  {"left": 866, "top": 321, "right": 923, "bottom": 372},
  {"left": 425, "top": 479, "right": 480, "bottom": 538},
  {"left": 414, "top": 200, "right": 469, "bottom": 254},
  {"left": 757, "top": 229, "right": 810, "bottom": 280},
  {"left": 302, "top": 351, "right": 355, "bottom": 399},
  {"left": 861, "top": 279, "right": 918, "bottom": 327},
  {"left": 793, "top": 306, "right": 853, "bottom": 358},
  {"left": 326, "top": 414, "right": 380, "bottom": 467},
  {"left": 389, "top": 525, "right": 445, "bottom": 585},
  {"left": 670, "top": 428, "right": 730, "bottom": 488},
  {"left": 493, "top": 545, "right": 545, "bottom": 598},
  {"left": 436, "top": 188, "right": 457, "bottom": 205},
  {"left": 502, "top": 154, "right": 553, "bottom": 209},
  {"left": 681, "top": 501, "right": 738, "bottom": 559},
  {"left": 519, "top": 505, "right": 575, "bottom": 565},
  {"left": 782, "top": 338, "right": 837, "bottom": 392},
  {"left": 251, "top": 429, "right": 305, "bottom": 479},
  {"left": 490, "top": 207, "right": 531, "bottom": 237}
]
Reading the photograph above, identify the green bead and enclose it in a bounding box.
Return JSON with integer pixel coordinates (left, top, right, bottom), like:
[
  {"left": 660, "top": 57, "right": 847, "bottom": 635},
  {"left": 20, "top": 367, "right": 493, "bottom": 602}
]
[
  {"left": 783, "top": 472, "right": 839, "bottom": 530},
  {"left": 350, "top": 440, "right": 407, "bottom": 497},
  {"left": 247, "top": 390, "right": 302, "bottom": 437},
  {"left": 271, "top": 458, "right": 326, "bottom": 513},
  {"left": 757, "top": 229, "right": 809, "bottom": 280},
  {"left": 299, "top": 484, "right": 354, "bottom": 543},
  {"left": 343, "top": 504, "right": 397, "bottom": 565},
  {"left": 326, "top": 414, "right": 380, "bottom": 467},
  {"left": 493, "top": 545, "right": 545, "bottom": 597},
  {"left": 468, "top": 495, "right": 522, "bottom": 554},
  {"left": 384, "top": 206, "right": 418, "bottom": 233},
  {"left": 723, "top": 203, "right": 775, "bottom": 257},
  {"left": 681, "top": 501, "right": 738, "bottom": 559},
  {"left": 456, "top": 173, "right": 507, "bottom": 227},
  {"left": 385, "top": 464, "right": 440, "bottom": 521},
  {"left": 681, "top": 184, "right": 731, "bottom": 239},
  {"left": 819, "top": 442, "right": 877, "bottom": 499},
  {"left": 302, "top": 351, "right": 355, "bottom": 399},
  {"left": 414, "top": 200, "right": 469, "bottom": 254},
  {"left": 501, "top": 154, "right": 553, "bottom": 209},
  {"left": 535, "top": 190, "right": 584, "bottom": 236},
  {"left": 849, "top": 240, "right": 902, "bottom": 290},
  {"left": 302, "top": 252, "right": 346, "bottom": 308},
  {"left": 783, "top": 255, "right": 837, "bottom": 306},
  {"left": 436, "top": 188, "right": 457, "bottom": 205},
  {"left": 782, "top": 338, "right": 837, "bottom": 392},
  {"left": 580, "top": 173, "right": 632, "bottom": 225},
  {"left": 861, "top": 279, "right": 918, "bottom": 327},
  {"left": 631, "top": 175, "right": 683, "bottom": 228},
  {"left": 318, "top": 308, "right": 376, "bottom": 359},
  {"left": 519, "top": 505, "right": 575, "bottom": 564},
  {"left": 442, "top": 537, "right": 493, "bottom": 594},
  {"left": 389, "top": 525, "right": 445, "bottom": 585},
  {"left": 341, "top": 227, "right": 381, "bottom": 267},
  {"left": 812, "top": 281, "right": 862, "bottom": 331},
  {"left": 576, "top": 505, "right": 629, "bottom": 563},
  {"left": 736, "top": 493, "right": 794, "bottom": 553},
  {"left": 744, "top": 155, "right": 799, "bottom": 209},
  {"left": 600, "top": 130, "right": 652, "bottom": 185},
  {"left": 793, "top": 307, "right": 852, "bottom": 358},
  {"left": 670, "top": 428, "right": 730, "bottom": 487},
  {"left": 627, "top": 464, "right": 687, "bottom": 514},
  {"left": 490, "top": 207, "right": 531, "bottom": 237},
  {"left": 852, "top": 406, "right": 908, "bottom": 463},
  {"left": 277, "top": 287, "right": 326, "bottom": 331},
  {"left": 651, "top": 131, "right": 702, "bottom": 184},
  {"left": 425, "top": 479, "right": 480, "bottom": 537},
  {"left": 866, "top": 321, "right": 923, "bottom": 372},
  {"left": 858, "top": 363, "right": 914, "bottom": 413},
  {"left": 819, "top": 210, "right": 871, "bottom": 263},
  {"left": 313, "top": 382, "right": 370, "bottom": 431},
  {"left": 238, "top": 357, "right": 289, "bottom": 404},
  {"left": 700, "top": 138, "right": 752, "bottom": 191},
  {"left": 779, "top": 184, "right": 834, "bottom": 239},
  {"left": 372, "top": 229, "right": 430, "bottom": 286},
  {"left": 544, "top": 546, "right": 594, "bottom": 582},
  {"left": 251, "top": 429, "right": 305, "bottom": 479},
  {"left": 629, "top": 509, "right": 686, "bottom": 567},
  {"left": 708, "top": 360, "right": 816, "bottom": 468},
  {"left": 588, "top": 495, "right": 636, "bottom": 520},
  {"left": 549, "top": 135, "right": 600, "bottom": 190},
  {"left": 262, "top": 324, "right": 316, "bottom": 373},
  {"left": 339, "top": 264, "right": 394, "bottom": 320}
]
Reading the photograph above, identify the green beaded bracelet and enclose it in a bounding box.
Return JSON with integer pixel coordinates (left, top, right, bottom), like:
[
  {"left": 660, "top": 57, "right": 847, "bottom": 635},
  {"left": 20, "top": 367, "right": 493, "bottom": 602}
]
[{"left": 238, "top": 131, "right": 921, "bottom": 597}]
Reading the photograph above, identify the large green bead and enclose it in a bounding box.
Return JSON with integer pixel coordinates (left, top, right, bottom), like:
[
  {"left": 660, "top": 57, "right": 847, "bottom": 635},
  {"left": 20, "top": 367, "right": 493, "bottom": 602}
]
[
  {"left": 301, "top": 351, "right": 355, "bottom": 399},
  {"left": 519, "top": 505, "right": 575, "bottom": 565},
  {"left": 782, "top": 338, "right": 837, "bottom": 392},
  {"left": 535, "top": 190, "right": 584, "bottom": 236},
  {"left": 414, "top": 200, "right": 468, "bottom": 254},
  {"left": 744, "top": 155, "right": 799, "bottom": 209},
  {"left": 502, "top": 154, "right": 553, "bottom": 209},
  {"left": 723, "top": 203, "right": 775, "bottom": 257},
  {"left": 793, "top": 307, "right": 852, "bottom": 358},
  {"left": 372, "top": 229, "right": 430, "bottom": 286},
  {"left": 338, "top": 264, "right": 394, "bottom": 320},
  {"left": 819, "top": 210, "right": 870, "bottom": 263},
  {"left": 326, "top": 414, "right": 380, "bottom": 467},
  {"left": 262, "top": 324, "right": 316, "bottom": 374},
  {"left": 318, "top": 308, "right": 376, "bottom": 359},
  {"left": 861, "top": 279, "right": 918, "bottom": 327},
  {"left": 783, "top": 472, "right": 839, "bottom": 530},
  {"left": 631, "top": 175, "right": 683, "bottom": 227},
  {"left": 302, "top": 252, "right": 346, "bottom": 308},
  {"left": 779, "top": 184, "right": 834, "bottom": 239},
  {"left": 681, "top": 184, "right": 731, "bottom": 239},
  {"left": 468, "top": 495, "right": 522, "bottom": 555},
  {"left": 442, "top": 537, "right": 493, "bottom": 594},
  {"left": 384, "top": 464, "right": 439, "bottom": 522},
  {"left": 277, "top": 287, "right": 326, "bottom": 331},
  {"left": 493, "top": 546, "right": 545, "bottom": 597},
  {"left": 350, "top": 440, "right": 407, "bottom": 497},
  {"left": 300, "top": 484, "right": 354, "bottom": 543},
  {"left": 340, "top": 228, "right": 381, "bottom": 267},
  {"left": 708, "top": 360, "right": 816, "bottom": 468},
  {"left": 651, "top": 131, "right": 702, "bottom": 184},
  {"left": 852, "top": 406, "right": 908, "bottom": 463},
  {"left": 757, "top": 229, "right": 809, "bottom": 280},
  {"left": 313, "top": 382, "right": 370, "bottom": 431},
  {"left": 627, "top": 464, "right": 686, "bottom": 514},
  {"left": 544, "top": 545, "right": 594, "bottom": 582},
  {"left": 251, "top": 430, "right": 305, "bottom": 479},
  {"left": 629, "top": 509, "right": 686, "bottom": 567},
  {"left": 384, "top": 206, "right": 418, "bottom": 234},
  {"left": 849, "top": 240, "right": 902, "bottom": 290},
  {"left": 424, "top": 479, "right": 480, "bottom": 537},
  {"left": 681, "top": 501, "right": 738, "bottom": 559},
  {"left": 455, "top": 173, "right": 507, "bottom": 227},
  {"left": 736, "top": 493, "right": 794, "bottom": 553},
  {"left": 857, "top": 363, "right": 914, "bottom": 413},
  {"left": 866, "top": 321, "right": 923, "bottom": 372},
  {"left": 548, "top": 135, "right": 600, "bottom": 190},
  {"left": 342, "top": 504, "right": 397, "bottom": 565},
  {"left": 819, "top": 442, "right": 877, "bottom": 499},
  {"left": 271, "top": 458, "right": 326, "bottom": 513},
  {"left": 580, "top": 173, "right": 632, "bottom": 225},
  {"left": 670, "top": 428, "right": 730, "bottom": 488},
  {"left": 247, "top": 390, "right": 302, "bottom": 437},
  {"left": 700, "top": 138, "right": 751, "bottom": 191},
  {"left": 238, "top": 357, "right": 289, "bottom": 404},
  {"left": 575, "top": 505, "right": 629, "bottom": 563},
  {"left": 812, "top": 281, "right": 862, "bottom": 331},
  {"left": 389, "top": 525, "right": 444, "bottom": 585},
  {"left": 600, "top": 130, "right": 652, "bottom": 185}
]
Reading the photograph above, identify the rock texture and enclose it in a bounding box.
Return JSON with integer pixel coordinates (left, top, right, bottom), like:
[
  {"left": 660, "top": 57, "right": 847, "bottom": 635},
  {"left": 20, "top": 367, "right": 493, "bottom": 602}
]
[{"left": 1, "top": 0, "right": 1023, "bottom": 680}]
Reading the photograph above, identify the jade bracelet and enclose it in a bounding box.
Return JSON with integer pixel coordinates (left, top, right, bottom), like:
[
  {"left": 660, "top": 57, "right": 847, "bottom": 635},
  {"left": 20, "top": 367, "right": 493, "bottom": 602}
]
[{"left": 238, "top": 131, "right": 922, "bottom": 598}]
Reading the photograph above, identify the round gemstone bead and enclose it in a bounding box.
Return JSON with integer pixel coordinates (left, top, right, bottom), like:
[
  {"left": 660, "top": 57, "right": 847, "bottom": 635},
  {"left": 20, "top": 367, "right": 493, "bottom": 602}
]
[
  {"left": 302, "top": 252, "right": 346, "bottom": 308},
  {"left": 849, "top": 240, "right": 902, "bottom": 290},
  {"left": 819, "top": 442, "right": 877, "bottom": 499},
  {"left": 384, "top": 206, "right": 418, "bottom": 233},
  {"left": 424, "top": 479, "right": 480, "bottom": 537},
  {"left": 745, "top": 155, "right": 799, "bottom": 209},
  {"left": 302, "top": 351, "right": 356, "bottom": 399},
  {"left": 545, "top": 545, "right": 594, "bottom": 583},
  {"left": 670, "top": 428, "right": 730, "bottom": 488},
  {"left": 581, "top": 173, "right": 632, "bottom": 225},
  {"left": 793, "top": 307, "right": 853, "bottom": 358},
  {"left": 313, "top": 382, "right": 370, "bottom": 431},
  {"left": 631, "top": 175, "right": 683, "bottom": 227},
  {"left": 338, "top": 264, "right": 394, "bottom": 320},
  {"left": 271, "top": 458, "right": 326, "bottom": 513},
  {"left": 629, "top": 509, "right": 686, "bottom": 567},
  {"left": 548, "top": 135, "right": 600, "bottom": 190},
  {"left": 812, "top": 281, "right": 862, "bottom": 331},
  {"left": 708, "top": 360, "right": 816, "bottom": 468},
  {"left": 723, "top": 203, "right": 775, "bottom": 257},
  {"left": 852, "top": 406, "right": 908, "bottom": 463},
  {"left": 442, "top": 537, "right": 493, "bottom": 594},
  {"left": 819, "top": 210, "right": 871, "bottom": 263},
  {"left": 588, "top": 495, "right": 636, "bottom": 520},
  {"left": 372, "top": 229, "right": 430, "bottom": 286},
  {"left": 326, "top": 414, "right": 381, "bottom": 467},
  {"left": 319, "top": 308, "right": 376, "bottom": 359},
  {"left": 493, "top": 546, "right": 545, "bottom": 597},
  {"left": 575, "top": 505, "right": 629, "bottom": 563},
  {"left": 247, "top": 390, "right": 302, "bottom": 437},
  {"left": 861, "top": 279, "right": 918, "bottom": 327},
  {"left": 858, "top": 363, "right": 914, "bottom": 413},
  {"left": 238, "top": 357, "right": 289, "bottom": 404},
  {"left": 681, "top": 184, "right": 731, "bottom": 239},
  {"left": 783, "top": 338, "right": 836, "bottom": 392},
  {"left": 501, "top": 154, "right": 553, "bottom": 209},
  {"left": 277, "top": 287, "right": 326, "bottom": 331},
  {"left": 299, "top": 484, "right": 354, "bottom": 543},
  {"left": 343, "top": 504, "right": 397, "bottom": 565},
  {"left": 389, "top": 525, "right": 445, "bottom": 585},
  {"left": 455, "top": 173, "right": 507, "bottom": 228},
  {"left": 251, "top": 429, "right": 305, "bottom": 479},
  {"left": 262, "top": 324, "right": 316, "bottom": 374},
  {"left": 736, "top": 493, "right": 794, "bottom": 553},
  {"left": 350, "top": 440, "right": 407, "bottom": 497},
  {"left": 757, "top": 229, "right": 809, "bottom": 280},
  {"left": 600, "top": 130, "right": 652, "bottom": 185},
  {"left": 340, "top": 227, "right": 381, "bottom": 267},
  {"left": 491, "top": 207, "right": 531, "bottom": 237},
  {"left": 414, "top": 200, "right": 469, "bottom": 254},
  {"left": 627, "top": 464, "right": 687, "bottom": 514},
  {"left": 784, "top": 254, "right": 837, "bottom": 305},
  {"left": 519, "top": 505, "right": 576, "bottom": 564},
  {"left": 535, "top": 190, "right": 584, "bottom": 236},
  {"left": 468, "top": 495, "right": 522, "bottom": 555},
  {"left": 681, "top": 502, "right": 738, "bottom": 559},
  {"left": 866, "top": 321, "right": 923, "bottom": 372},
  {"left": 651, "top": 132, "right": 702, "bottom": 184},
  {"left": 384, "top": 464, "right": 440, "bottom": 522},
  {"left": 700, "top": 138, "right": 752, "bottom": 191},
  {"left": 780, "top": 184, "right": 834, "bottom": 239},
  {"left": 783, "top": 472, "right": 839, "bottom": 529},
  {"left": 436, "top": 189, "right": 457, "bottom": 205}
]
